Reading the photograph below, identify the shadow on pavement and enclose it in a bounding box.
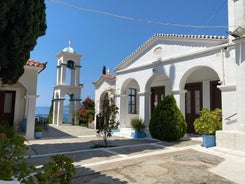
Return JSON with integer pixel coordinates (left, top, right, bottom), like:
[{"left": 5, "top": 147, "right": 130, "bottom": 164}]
[
  {"left": 72, "top": 166, "right": 127, "bottom": 184},
  {"left": 42, "top": 125, "right": 75, "bottom": 139}
]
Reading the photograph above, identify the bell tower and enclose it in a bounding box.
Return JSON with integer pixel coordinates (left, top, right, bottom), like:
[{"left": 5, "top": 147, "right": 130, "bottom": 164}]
[{"left": 53, "top": 41, "right": 82, "bottom": 126}]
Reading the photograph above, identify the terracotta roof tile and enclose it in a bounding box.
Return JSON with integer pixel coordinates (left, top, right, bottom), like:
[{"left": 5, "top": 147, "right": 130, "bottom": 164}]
[
  {"left": 26, "top": 60, "right": 47, "bottom": 73},
  {"left": 103, "top": 74, "right": 116, "bottom": 79}
]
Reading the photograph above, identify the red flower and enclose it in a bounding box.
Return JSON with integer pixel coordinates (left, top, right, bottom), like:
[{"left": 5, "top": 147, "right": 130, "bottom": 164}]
[{"left": 0, "top": 133, "right": 6, "bottom": 139}]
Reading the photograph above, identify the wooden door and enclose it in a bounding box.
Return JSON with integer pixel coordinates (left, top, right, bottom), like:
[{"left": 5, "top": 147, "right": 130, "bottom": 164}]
[
  {"left": 0, "top": 90, "right": 16, "bottom": 125},
  {"left": 151, "top": 86, "right": 165, "bottom": 115},
  {"left": 210, "top": 81, "right": 222, "bottom": 110},
  {"left": 185, "top": 83, "right": 202, "bottom": 133}
]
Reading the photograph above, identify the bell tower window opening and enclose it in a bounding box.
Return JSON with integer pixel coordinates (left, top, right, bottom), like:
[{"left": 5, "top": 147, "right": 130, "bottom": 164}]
[{"left": 66, "top": 60, "right": 75, "bottom": 85}]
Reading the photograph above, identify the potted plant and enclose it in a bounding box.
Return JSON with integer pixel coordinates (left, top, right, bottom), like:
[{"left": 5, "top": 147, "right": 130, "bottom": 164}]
[
  {"left": 130, "top": 118, "right": 146, "bottom": 138},
  {"left": 194, "top": 108, "right": 222, "bottom": 148},
  {"left": 35, "top": 121, "right": 43, "bottom": 139}
]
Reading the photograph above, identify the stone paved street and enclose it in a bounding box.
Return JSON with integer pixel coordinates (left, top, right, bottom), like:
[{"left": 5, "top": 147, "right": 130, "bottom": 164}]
[{"left": 25, "top": 125, "right": 245, "bottom": 184}]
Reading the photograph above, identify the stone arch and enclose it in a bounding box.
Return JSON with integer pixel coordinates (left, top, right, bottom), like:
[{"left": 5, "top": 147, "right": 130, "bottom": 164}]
[
  {"left": 179, "top": 65, "right": 221, "bottom": 133},
  {"left": 120, "top": 78, "right": 140, "bottom": 95},
  {"left": 179, "top": 65, "right": 220, "bottom": 90}
]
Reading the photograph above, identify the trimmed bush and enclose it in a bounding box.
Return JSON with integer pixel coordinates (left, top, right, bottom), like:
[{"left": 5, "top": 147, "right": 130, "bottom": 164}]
[{"left": 149, "top": 94, "right": 187, "bottom": 141}]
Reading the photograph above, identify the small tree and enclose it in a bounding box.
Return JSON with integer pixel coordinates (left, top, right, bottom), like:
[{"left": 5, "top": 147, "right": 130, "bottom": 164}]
[
  {"left": 102, "top": 65, "right": 106, "bottom": 75},
  {"left": 149, "top": 94, "right": 187, "bottom": 141},
  {"left": 96, "top": 97, "right": 119, "bottom": 147},
  {"left": 47, "top": 92, "right": 54, "bottom": 124}
]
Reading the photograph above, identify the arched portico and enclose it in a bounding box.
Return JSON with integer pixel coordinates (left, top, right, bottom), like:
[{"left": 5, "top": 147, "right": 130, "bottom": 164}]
[{"left": 179, "top": 66, "right": 221, "bottom": 133}]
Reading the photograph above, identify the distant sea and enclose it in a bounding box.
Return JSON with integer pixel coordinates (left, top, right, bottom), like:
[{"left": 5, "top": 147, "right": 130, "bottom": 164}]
[{"left": 35, "top": 106, "right": 70, "bottom": 122}]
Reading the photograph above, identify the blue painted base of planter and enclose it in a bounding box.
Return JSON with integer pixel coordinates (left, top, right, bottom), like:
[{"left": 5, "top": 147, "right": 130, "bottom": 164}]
[
  {"left": 202, "top": 135, "right": 216, "bottom": 148},
  {"left": 111, "top": 129, "right": 120, "bottom": 134},
  {"left": 35, "top": 132, "right": 42, "bottom": 139},
  {"left": 131, "top": 130, "right": 147, "bottom": 138}
]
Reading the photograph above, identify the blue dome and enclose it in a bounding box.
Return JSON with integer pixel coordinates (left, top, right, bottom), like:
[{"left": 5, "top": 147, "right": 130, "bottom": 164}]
[{"left": 63, "top": 41, "right": 76, "bottom": 53}]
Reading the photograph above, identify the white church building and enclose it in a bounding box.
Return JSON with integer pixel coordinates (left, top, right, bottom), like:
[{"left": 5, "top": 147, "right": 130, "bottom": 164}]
[{"left": 93, "top": 0, "right": 245, "bottom": 152}]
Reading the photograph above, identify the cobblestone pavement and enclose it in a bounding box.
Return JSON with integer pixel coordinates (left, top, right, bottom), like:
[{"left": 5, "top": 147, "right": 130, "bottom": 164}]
[{"left": 25, "top": 125, "right": 245, "bottom": 184}]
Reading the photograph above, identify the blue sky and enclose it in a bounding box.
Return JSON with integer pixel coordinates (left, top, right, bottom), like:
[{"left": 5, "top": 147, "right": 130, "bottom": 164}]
[{"left": 31, "top": 0, "right": 228, "bottom": 107}]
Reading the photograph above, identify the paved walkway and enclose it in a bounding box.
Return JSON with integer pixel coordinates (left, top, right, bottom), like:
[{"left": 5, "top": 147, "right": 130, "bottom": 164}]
[{"left": 25, "top": 124, "right": 245, "bottom": 184}]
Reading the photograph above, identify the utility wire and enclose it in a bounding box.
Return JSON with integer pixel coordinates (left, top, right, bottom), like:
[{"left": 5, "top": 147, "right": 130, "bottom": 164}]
[{"left": 48, "top": 0, "right": 228, "bottom": 29}]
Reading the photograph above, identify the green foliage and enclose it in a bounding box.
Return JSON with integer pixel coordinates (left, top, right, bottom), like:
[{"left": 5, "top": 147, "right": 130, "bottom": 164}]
[
  {"left": 0, "top": 0, "right": 47, "bottom": 84},
  {"left": 96, "top": 97, "right": 119, "bottom": 147},
  {"left": 76, "top": 97, "right": 95, "bottom": 126},
  {"left": 0, "top": 123, "right": 76, "bottom": 183},
  {"left": 35, "top": 120, "right": 43, "bottom": 132},
  {"left": 149, "top": 94, "right": 187, "bottom": 141},
  {"left": 47, "top": 93, "right": 54, "bottom": 124},
  {"left": 35, "top": 154, "right": 76, "bottom": 184},
  {"left": 194, "top": 108, "right": 222, "bottom": 135},
  {"left": 130, "top": 118, "right": 145, "bottom": 130},
  {"left": 102, "top": 65, "right": 106, "bottom": 75},
  {"left": 0, "top": 123, "right": 34, "bottom": 182}
]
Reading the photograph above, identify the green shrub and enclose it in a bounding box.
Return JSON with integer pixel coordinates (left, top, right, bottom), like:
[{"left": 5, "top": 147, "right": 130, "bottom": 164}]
[
  {"left": 149, "top": 94, "right": 187, "bottom": 141},
  {"left": 35, "top": 154, "right": 76, "bottom": 184},
  {"left": 0, "top": 123, "right": 33, "bottom": 182},
  {"left": 130, "top": 118, "right": 145, "bottom": 130},
  {"left": 0, "top": 123, "right": 76, "bottom": 183},
  {"left": 194, "top": 108, "right": 222, "bottom": 135}
]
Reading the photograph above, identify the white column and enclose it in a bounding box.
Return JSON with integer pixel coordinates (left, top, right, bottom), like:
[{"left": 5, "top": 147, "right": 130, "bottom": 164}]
[
  {"left": 71, "top": 69, "right": 75, "bottom": 86},
  {"left": 75, "top": 67, "right": 80, "bottom": 86},
  {"left": 61, "top": 66, "right": 66, "bottom": 85},
  {"left": 202, "top": 81, "right": 210, "bottom": 109},
  {"left": 138, "top": 92, "right": 150, "bottom": 128},
  {"left": 25, "top": 95, "right": 38, "bottom": 140},
  {"left": 56, "top": 66, "right": 60, "bottom": 85},
  {"left": 119, "top": 94, "right": 127, "bottom": 128},
  {"left": 69, "top": 100, "right": 74, "bottom": 124},
  {"left": 52, "top": 100, "right": 57, "bottom": 125},
  {"left": 57, "top": 100, "right": 64, "bottom": 126}
]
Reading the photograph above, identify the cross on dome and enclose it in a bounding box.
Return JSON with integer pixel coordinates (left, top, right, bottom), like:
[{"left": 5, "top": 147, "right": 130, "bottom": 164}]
[{"left": 63, "top": 40, "right": 75, "bottom": 53}]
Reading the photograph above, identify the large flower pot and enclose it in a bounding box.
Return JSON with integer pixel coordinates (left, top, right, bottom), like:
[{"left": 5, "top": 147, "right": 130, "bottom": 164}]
[
  {"left": 202, "top": 135, "right": 216, "bottom": 148},
  {"left": 131, "top": 129, "right": 147, "bottom": 138},
  {"left": 35, "top": 132, "right": 42, "bottom": 139}
]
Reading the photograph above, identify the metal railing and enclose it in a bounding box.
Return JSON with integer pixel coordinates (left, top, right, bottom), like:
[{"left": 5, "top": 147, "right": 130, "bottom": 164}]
[{"left": 224, "top": 113, "right": 237, "bottom": 121}]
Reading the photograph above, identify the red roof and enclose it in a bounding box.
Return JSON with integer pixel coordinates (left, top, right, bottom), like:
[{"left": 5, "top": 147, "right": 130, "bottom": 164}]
[
  {"left": 26, "top": 60, "right": 47, "bottom": 73},
  {"left": 102, "top": 74, "right": 116, "bottom": 79}
]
